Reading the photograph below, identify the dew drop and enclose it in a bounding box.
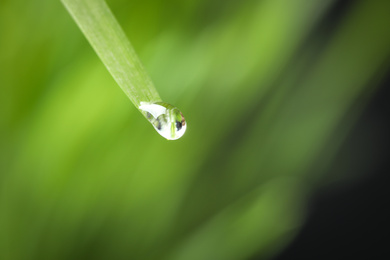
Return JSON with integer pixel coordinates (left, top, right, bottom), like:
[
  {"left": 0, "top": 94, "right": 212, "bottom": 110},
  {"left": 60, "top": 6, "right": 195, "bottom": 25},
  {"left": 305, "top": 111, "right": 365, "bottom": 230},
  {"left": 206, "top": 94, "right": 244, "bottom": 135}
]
[{"left": 139, "top": 102, "right": 187, "bottom": 140}]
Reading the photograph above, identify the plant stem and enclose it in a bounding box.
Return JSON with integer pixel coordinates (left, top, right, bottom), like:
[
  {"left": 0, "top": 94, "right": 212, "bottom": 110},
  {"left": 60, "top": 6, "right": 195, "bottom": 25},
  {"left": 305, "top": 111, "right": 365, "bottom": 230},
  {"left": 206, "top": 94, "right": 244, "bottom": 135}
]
[{"left": 61, "top": 0, "right": 162, "bottom": 109}]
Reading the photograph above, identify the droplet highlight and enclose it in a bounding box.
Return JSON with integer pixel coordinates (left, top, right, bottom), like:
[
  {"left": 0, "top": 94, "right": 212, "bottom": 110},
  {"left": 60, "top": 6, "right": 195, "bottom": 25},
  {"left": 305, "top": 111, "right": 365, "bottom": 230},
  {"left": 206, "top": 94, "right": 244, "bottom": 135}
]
[{"left": 139, "top": 102, "right": 187, "bottom": 140}]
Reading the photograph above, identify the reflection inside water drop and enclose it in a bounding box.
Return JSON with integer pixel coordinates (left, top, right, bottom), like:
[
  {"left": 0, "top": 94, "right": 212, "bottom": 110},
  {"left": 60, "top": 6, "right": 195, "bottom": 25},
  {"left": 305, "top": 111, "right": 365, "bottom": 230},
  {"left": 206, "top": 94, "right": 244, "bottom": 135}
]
[{"left": 139, "top": 102, "right": 186, "bottom": 140}]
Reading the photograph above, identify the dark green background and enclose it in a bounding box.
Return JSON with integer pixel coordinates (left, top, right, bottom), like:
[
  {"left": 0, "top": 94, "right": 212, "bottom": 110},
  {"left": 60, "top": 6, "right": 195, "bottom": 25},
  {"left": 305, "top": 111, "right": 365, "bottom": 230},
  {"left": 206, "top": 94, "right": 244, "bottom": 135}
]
[{"left": 1, "top": 0, "right": 389, "bottom": 259}]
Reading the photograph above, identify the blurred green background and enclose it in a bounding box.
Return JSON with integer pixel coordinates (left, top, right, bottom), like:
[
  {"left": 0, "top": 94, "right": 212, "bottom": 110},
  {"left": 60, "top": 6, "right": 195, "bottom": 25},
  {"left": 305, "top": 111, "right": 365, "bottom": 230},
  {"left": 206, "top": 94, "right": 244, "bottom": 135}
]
[{"left": 1, "top": 0, "right": 390, "bottom": 259}]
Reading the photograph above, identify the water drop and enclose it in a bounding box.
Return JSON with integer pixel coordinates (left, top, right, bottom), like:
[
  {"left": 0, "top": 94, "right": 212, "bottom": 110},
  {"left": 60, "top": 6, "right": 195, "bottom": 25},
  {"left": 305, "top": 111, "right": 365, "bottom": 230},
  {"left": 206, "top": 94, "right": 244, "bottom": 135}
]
[{"left": 139, "top": 102, "right": 187, "bottom": 140}]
